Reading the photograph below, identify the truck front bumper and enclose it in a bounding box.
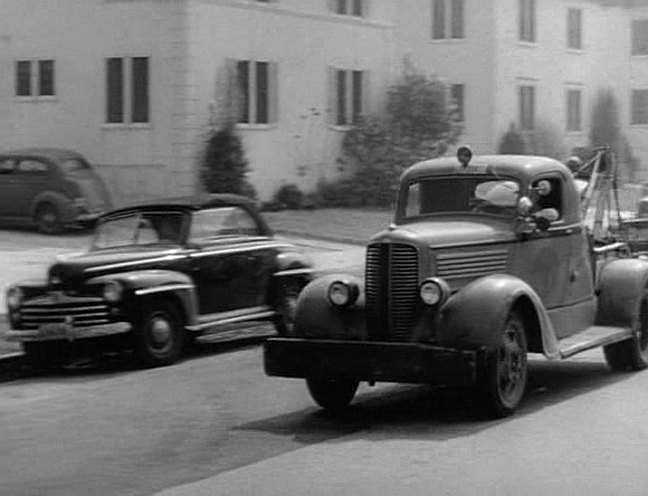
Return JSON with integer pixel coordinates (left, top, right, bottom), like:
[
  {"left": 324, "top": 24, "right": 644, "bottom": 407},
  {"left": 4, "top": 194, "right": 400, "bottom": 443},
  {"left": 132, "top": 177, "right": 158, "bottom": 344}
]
[{"left": 264, "top": 338, "right": 481, "bottom": 387}]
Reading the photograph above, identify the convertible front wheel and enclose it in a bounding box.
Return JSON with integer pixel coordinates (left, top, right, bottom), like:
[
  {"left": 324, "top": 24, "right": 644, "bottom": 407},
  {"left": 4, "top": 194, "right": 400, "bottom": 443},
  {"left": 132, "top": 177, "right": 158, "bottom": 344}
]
[{"left": 133, "top": 301, "right": 184, "bottom": 367}]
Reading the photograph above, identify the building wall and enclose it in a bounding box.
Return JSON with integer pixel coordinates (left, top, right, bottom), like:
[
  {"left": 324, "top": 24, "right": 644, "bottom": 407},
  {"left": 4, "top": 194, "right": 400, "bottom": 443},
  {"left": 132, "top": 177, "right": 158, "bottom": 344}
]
[
  {"left": 629, "top": 6, "right": 648, "bottom": 181},
  {"left": 0, "top": 0, "right": 195, "bottom": 207},
  {"left": 186, "top": 0, "right": 395, "bottom": 199}
]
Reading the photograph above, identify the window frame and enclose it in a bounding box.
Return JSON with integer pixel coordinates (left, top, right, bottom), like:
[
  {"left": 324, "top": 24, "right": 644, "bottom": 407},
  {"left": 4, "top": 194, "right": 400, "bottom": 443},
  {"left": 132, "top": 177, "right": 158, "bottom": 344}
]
[
  {"left": 566, "top": 87, "right": 582, "bottom": 132},
  {"left": 432, "top": 0, "right": 465, "bottom": 41},
  {"left": 450, "top": 83, "right": 465, "bottom": 122},
  {"left": 631, "top": 89, "right": 648, "bottom": 125},
  {"left": 519, "top": 84, "right": 536, "bottom": 131},
  {"left": 567, "top": 7, "right": 583, "bottom": 50},
  {"left": 104, "top": 56, "right": 151, "bottom": 126},
  {"left": 332, "top": 0, "right": 366, "bottom": 17},
  {"left": 519, "top": 0, "right": 536, "bottom": 44},
  {"left": 632, "top": 19, "right": 648, "bottom": 56},
  {"left": 234, "top": 59, "right": 278, "bottom": 126},
  {"left": 14, "top": 59, "right": 56, "bottom": 99},
  {"left": 329, "top": 67, "right": 367, "bottom": 127}
]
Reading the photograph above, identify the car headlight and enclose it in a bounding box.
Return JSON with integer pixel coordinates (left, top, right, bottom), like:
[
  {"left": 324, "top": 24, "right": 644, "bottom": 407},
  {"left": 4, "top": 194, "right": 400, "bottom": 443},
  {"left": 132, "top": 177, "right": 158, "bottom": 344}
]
[
  {"left": 327, "top": 279, "right": 360, "bottom": 307},
  {"left": 103, "top": 281, "right": 123, "bottom": 303},
  {"left": 420, "top": 278, "right": 450, "bottom": 307},
  {"left": 6, "top": 287, "right": 23, "bottom": 310}
]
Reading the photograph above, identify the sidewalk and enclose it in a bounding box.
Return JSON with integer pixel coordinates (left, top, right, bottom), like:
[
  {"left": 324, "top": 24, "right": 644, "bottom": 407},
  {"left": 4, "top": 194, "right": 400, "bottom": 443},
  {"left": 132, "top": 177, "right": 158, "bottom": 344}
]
[{"left": 0, "top": 208, "right": 384, "bottom": 359}]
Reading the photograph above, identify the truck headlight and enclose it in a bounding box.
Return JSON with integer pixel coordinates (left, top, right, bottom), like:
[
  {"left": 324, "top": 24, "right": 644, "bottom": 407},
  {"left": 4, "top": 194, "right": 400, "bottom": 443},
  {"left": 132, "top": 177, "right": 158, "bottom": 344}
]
[
  {"left": 420, "top": 278, "right": 450, "bottom": 307},
  {"left": 6, "top": 287, "right": 23, "bottom": 310},
  {"left": 327, "top": 280, "right": 359, "bottom": 307},
  {"left": 103, "top": 281, "right": 123, "bottom": 303}
]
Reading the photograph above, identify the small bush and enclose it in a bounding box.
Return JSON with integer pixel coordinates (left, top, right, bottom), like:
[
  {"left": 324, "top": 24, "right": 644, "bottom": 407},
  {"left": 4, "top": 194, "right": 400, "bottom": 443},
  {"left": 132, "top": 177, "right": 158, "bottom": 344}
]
[
  {"left": 497, "top": 124, "right": 526, "bottom": 154},
  {"left": 272, "top": 183, "right": 305, "bottom": 210}
]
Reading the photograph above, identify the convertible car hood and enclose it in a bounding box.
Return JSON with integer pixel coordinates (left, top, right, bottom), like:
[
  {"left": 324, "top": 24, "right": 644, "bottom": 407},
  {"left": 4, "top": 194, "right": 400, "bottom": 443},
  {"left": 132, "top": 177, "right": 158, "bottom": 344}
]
[
  {"left": 371, "top": 218, "right": 516, "bottom": 248},
  {"left": 48, "top": 247, "right": 182, "bottom": 285}
]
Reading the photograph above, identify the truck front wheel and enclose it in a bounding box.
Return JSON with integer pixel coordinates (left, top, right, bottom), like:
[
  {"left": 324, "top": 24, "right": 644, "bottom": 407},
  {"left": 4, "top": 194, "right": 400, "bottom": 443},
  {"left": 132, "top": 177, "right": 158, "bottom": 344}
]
[
  {"left": 306, "top": 377, "right": 359, "bottom": 412},
  {"left": 478, "top": 310, "right": 528, "bottom": 418},
  {"left": 603, "top": 291, "right": 648, "bottom": 372}
]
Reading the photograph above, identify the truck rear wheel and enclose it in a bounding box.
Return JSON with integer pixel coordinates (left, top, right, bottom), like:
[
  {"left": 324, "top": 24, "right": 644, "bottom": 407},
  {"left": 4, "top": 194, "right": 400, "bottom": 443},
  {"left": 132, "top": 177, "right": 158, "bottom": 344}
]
[
  {"left": 478, "top": 310, "right": 528, "bottom": 418},
  {"left": 603, "top": 291, "right": 648, "bottom": 372},
  {"left": 306, "top": 377, "right": 359, "bottom": 412}
]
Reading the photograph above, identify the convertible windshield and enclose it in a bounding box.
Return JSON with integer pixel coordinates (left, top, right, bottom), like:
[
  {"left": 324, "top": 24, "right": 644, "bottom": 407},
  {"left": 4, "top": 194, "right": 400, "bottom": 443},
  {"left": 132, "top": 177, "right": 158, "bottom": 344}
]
[
  {"left": 404, "top": 177, "right": 520, "bottom": 218},
  {"left": 92, "top": 211, "right": 185, "bottom": 249}
]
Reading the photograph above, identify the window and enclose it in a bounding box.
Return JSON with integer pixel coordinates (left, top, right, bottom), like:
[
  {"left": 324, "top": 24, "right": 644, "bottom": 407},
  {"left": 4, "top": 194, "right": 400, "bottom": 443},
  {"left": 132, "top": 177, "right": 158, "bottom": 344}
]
[
  {"left": 15, "top": 59, "right": 56, "bottom": 97},
  {"left": 632, "top": 20, "right": 648, "bottom": 55},
  {"left": 631, "top": 90, "right": 648, "bottom": 125},
  {"left": 519, "top": 85, "right": 535, "bottom": 130},
  {"left": 17, "top": 160, "right": 49, "bottom": 174},
  {"left": 329, "top": 68, "right": 367, "bottom": 126},
  {"left": 432, "top": 0, "right": 464, "bottom": 40},
  {"left": 567, "top": 8, "right": 582, "bottom": 50},
  {"left": 451, "top": 83, "right": 465, "bottom": 121},
  {"left": 235, "top": 60, "right": 278, "bottom": 125},
  {"left": 566, "top": 88, "right": 582, "bottom": 131},
  {"left": 519, "top": 0, "right": 536, "bottom": 43},
  {"left": 105, "top": 56, "right": 150, "bottom": 124},
  {"left": 332, "top": 0, "right": 366, "bottom": 16},
  {"left": 190, "top": 207, "right": 259, "bottom": 241}
]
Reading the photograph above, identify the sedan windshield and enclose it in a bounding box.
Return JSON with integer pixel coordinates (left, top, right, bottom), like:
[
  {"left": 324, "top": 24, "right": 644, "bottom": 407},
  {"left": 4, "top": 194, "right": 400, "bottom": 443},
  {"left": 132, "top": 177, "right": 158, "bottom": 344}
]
[
  {"left": 404, "top": 176, "right": 520, "bottom": 218},
  {"left": 92, "top": 211, "right": 185, "bottom": 249}
]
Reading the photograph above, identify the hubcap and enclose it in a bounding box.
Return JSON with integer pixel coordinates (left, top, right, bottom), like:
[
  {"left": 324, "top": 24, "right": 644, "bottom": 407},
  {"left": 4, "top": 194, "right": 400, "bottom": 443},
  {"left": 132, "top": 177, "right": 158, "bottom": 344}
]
[
  {"left": 149, "top": 315, "right": 172, "bottom": 350},
  {"left": 497, "top": 321, "right": 526, "bottom": 405}
]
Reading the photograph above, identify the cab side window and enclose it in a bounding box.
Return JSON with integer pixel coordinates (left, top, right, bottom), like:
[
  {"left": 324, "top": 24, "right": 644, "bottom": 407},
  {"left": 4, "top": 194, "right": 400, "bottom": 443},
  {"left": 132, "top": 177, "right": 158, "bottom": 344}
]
[
  {"left": 17, "top": 160, "right": 49, "bottom": 175},
  {"left": 0, "top": 159, "right": 15, "bottom": 174},
  {"left": 533, "top": 176, "right": 563, "bottom": 220}
]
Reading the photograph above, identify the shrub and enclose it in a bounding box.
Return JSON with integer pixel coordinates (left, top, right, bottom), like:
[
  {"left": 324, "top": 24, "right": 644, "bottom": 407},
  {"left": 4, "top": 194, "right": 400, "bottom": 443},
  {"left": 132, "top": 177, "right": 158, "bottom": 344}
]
[
  {"left": 200, "top": 124, "right": 257, "bottom": 199},
  {"left": 272, "top": 183, "right": 305, "bottom": 210},
  {"left": 497, "top": 124, "right": 526, "bottom": 154}
]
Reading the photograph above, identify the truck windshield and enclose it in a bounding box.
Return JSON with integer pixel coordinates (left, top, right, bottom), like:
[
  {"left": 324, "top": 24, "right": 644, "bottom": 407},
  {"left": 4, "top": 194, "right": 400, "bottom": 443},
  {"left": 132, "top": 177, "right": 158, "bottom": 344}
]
[{"left": 404, "top": 177, "right": 520, "bottom": 218}]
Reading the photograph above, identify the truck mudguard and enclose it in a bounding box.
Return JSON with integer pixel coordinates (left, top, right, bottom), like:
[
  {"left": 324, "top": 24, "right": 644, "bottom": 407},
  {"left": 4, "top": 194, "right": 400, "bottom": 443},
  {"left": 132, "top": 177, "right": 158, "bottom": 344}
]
[{"left": 596, "top": 258, "right": 648, "bottom": 327}]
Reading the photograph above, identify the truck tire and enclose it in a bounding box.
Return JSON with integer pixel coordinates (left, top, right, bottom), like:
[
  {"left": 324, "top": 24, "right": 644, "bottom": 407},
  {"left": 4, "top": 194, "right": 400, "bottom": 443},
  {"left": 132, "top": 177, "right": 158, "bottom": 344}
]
[
  {"left": 478, "top": 310, "right": 528, "bottom": 418},
  {"left": 133, "top": 300, "right": 184, "bottom": 367},
  {"left": 603, "top": 291, "right": 648, "bottom": 372},
  {"left": 306, "top": 377, "right": 359, "bottom": 412}
]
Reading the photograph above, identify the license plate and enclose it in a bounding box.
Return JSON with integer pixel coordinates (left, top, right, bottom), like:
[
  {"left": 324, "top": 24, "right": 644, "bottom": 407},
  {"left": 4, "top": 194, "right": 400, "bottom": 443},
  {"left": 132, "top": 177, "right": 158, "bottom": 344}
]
[{"left": 39, "top": 323, "right": 71, "bottom": 337}]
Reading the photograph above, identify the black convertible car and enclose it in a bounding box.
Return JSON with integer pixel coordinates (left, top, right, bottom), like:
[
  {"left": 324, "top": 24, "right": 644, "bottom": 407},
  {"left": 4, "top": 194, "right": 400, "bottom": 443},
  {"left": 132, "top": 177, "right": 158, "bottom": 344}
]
[{"left": 4, "top": 194, "right": 313, "bottom": 367}]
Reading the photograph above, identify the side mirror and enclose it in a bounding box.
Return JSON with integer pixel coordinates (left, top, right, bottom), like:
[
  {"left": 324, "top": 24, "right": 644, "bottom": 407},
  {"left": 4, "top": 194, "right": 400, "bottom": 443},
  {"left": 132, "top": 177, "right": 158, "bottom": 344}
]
[{"left": 517, "top": 196, "right": 533, "bottom": 217}]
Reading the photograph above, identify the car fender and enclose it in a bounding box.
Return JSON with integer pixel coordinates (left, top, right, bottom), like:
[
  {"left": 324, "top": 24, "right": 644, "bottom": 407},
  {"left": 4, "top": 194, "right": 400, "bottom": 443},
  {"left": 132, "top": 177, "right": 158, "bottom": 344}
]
[
  {"left": 273, "top": 251, "right": 314, "bottom": 278},
  {"left": 439, "top": 274, "right": 561, "bottom": 358},
  {"left": 293, "top": 273, "right": 367, "bottom": 340},
  {"left": 31, "top": 190, "right": 75, "bottom": 222},
  {"left": 596, "top": 258, "right": 648, "bottom": 327},
  {"left": 88, "top": 269, "right": 198, "bottom": 326}
]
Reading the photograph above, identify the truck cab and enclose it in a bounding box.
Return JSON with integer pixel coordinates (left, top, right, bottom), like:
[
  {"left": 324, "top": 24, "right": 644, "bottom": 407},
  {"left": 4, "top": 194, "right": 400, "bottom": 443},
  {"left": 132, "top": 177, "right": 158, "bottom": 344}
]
[{"left": 264, "top": 148, "right": 648, "bottom": 417}]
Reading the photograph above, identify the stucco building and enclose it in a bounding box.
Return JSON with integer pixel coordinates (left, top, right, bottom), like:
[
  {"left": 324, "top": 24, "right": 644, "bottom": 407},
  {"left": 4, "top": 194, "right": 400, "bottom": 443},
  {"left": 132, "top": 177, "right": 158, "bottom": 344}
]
[{"left": 0, "top": 0, "right": 647, "bottom": 205}]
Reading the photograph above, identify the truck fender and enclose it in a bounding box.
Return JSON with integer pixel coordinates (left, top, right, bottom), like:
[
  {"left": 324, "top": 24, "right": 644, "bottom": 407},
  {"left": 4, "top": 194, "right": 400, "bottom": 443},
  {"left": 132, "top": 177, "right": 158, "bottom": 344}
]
[
  {"left": 596, "top": 258, "right": 648, "bottom": 327},
  {"left": 87, "top": 270, "right": 198, "bottom": 327},
  {"left": 273, "top": 251, "right": 314, "bottom": 279},
  {"left": 31, "top": 190, "right": 75, "bottom": 223},
  {"left": 439, "top": 274, "right": 561, "bottom": 358},
  {"left": 293, "top": 273, "right": 367, "bottom": 340}
]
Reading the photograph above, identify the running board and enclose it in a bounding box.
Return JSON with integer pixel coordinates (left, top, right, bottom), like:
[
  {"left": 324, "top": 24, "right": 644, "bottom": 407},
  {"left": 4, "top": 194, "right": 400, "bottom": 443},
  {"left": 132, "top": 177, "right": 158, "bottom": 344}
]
[
  {"left": 558, "top": 325, "right": 633, "bottom": 359},
  {"left": 186, "top": 307, "right": 277, "bottom": 332}
]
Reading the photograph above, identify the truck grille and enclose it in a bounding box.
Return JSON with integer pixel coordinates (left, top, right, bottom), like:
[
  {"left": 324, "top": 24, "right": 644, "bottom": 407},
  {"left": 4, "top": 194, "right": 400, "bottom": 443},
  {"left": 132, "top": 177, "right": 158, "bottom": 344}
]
[
  {"left": 19, "top": 295, "right": 110, "bottom": 330},
  {"left": 436, "top": 248, "right": 508, "bottom": 288},
  {"left": 365, "top": 243, "right": 419, "bottom": 341}
]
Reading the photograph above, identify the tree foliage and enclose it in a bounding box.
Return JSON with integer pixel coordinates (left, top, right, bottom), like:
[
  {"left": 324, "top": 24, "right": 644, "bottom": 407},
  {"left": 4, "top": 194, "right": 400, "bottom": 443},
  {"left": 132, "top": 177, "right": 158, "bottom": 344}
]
[
  {"left": 200, "top": 124, "right": 257, "bottom": 199},
  {"left": 339, "top": 64, "right": 462, "bottom": 207}
]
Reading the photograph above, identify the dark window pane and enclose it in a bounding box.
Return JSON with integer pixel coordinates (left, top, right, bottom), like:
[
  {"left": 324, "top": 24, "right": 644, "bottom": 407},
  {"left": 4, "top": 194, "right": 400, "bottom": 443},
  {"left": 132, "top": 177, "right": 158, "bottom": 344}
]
[
  {"left": 568, "top": 9, "right": 582, "bottom": 49},
  {"left": 38, "top": 60, "right": 55, "bottom": 96},
  {"left": 632, "top": 90, "right": 648, "bottom": 125},
  {"left": 632, "top": 20, "right": 648, "bottom": 55},
  {"left": 352, "top": 0, "right": 363, "bottom": 16},
  {"left": 520, "top": 86, "right": 535, "bottom": 130},
  {"left": 336, "top": 0, "right": 347, "bottom": 14},
  {"left": 519, "top": 0, "right": 535, "bottom": 42},
  {"left": 131, "top": 57, "right": 149, "bottom": 123},
  {"left": 237, "top": 61, "right": 250, "bottom": 123},
  {"left": 567, "top": 89, "right": 581, "bottom": 131},
  {"left": 16, "top": 60, "right": 31, "bottom": 96},
  {"left": 451, "top": 84, "right": 464, "bottom": 121},
  {"left": 451, "top": 0, "right": 464, "bottom": 39},
  {"left": 352, "top": 70, "right": 363, "bottom": 123},
  {"left": 337, "top": 70, "right": 347, "bottom": 125},
  {"left": 256, "top": 61, "right": 269, "bottom": 124},
  {"left": 433, "top": 0, "right": 446, "bottom": 39},
  {"left": 106, "top": 58, "right": 124, "bottom": 123}
]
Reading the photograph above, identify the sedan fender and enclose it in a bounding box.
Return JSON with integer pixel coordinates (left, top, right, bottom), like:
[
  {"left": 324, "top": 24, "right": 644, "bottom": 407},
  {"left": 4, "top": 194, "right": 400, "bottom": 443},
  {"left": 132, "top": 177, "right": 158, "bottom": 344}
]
[
  {"left": 88, "top": 269, "right": 198, "bottom": 326},
  {"left": 596, "top": 258, "right": 648, "bottom": 327},
  {"left": 439, "top": 274, "right": 560, "bottom": 358},
  {"left": 293, "top": 273, "right": 367, "bottom": 340}
]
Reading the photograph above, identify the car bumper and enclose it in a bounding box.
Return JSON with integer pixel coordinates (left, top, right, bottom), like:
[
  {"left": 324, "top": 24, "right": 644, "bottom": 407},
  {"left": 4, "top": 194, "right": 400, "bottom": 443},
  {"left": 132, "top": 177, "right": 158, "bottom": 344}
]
[
  {"left": 264, "top": 338, "right": 481, "bottom": 386},
  {"left": 4, "top": 322, "right": 132, "bottom": 342}
]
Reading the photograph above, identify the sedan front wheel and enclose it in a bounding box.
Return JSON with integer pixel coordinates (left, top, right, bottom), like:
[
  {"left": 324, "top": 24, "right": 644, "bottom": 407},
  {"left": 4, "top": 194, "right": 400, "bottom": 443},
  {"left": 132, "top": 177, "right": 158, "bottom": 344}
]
[{"left": 133, "top": 301, "right": 184, "bottom": 367}]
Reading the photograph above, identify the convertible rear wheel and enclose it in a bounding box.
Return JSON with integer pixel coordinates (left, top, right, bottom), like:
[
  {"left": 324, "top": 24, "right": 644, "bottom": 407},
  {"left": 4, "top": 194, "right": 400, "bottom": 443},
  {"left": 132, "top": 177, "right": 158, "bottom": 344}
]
[
  {"left": 306, "top": 377, "right": 359, "bottom": 412},
  {"left": 274, "top": 279, "right": 306, "bottom": 336},
  {"left": 478, "top": 310, "right": 528, "bottom": 418},
  {"left": 133, "top": 301, "right": 184, "bottom": 367},
  {"left": 604, "top": 290, "right": 648, "bottom": 372}
]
